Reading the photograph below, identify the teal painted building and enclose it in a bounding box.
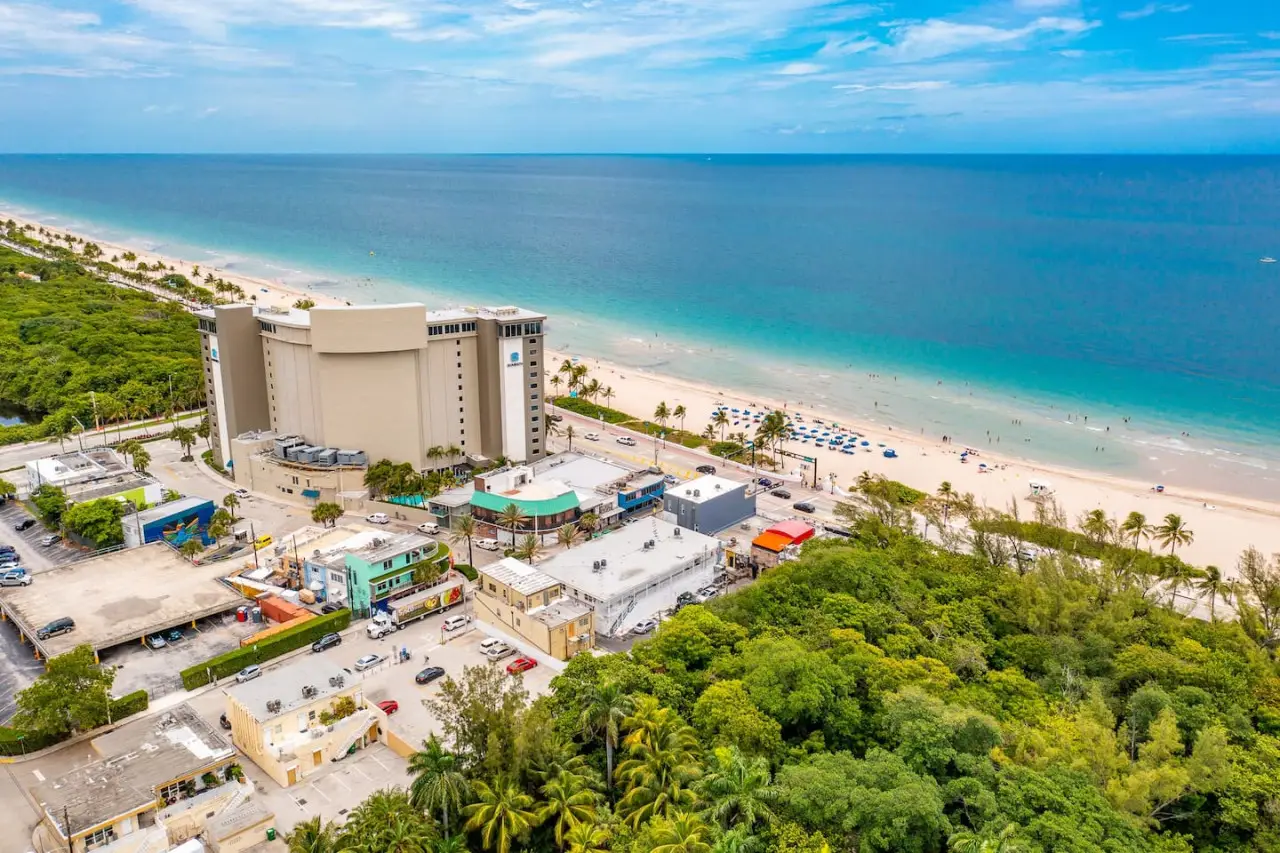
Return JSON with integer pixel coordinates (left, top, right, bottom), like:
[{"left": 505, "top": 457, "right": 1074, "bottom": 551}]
[{"left": 319, "top": 532, "right": 451, "bottom": 618}]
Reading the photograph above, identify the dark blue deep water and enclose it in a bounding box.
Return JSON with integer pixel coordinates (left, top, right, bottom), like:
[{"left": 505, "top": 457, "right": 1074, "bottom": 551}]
[{"left": 2, "top": 155, "right": 1278, "bottom": 489}]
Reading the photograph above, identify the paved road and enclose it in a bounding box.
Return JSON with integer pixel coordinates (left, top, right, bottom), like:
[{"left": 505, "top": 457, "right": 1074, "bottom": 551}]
[{"left": 0, "top": 414, "right": 202, "bottom": 478}]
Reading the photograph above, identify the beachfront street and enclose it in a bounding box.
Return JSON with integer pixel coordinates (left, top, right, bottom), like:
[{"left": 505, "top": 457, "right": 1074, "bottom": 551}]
[{"left": 0, "top": 412, "right": 202, "bottom": 473}]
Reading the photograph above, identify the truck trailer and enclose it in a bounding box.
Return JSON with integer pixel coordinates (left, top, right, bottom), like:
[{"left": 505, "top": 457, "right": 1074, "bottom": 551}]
[{"left": 367, "top": 576, "right": 466, "bottom": 638}]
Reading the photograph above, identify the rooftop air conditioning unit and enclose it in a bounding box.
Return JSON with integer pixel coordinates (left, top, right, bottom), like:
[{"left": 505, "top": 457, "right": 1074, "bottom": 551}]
[
  {"left": 266, "top": 700, "right": 282, "bottom": 714},
  {"left": 693, "top": 490, "right": 701, "bottom": 497},
  {"left": 600, "top": 559, "right": 607, "bottom": 568},
  {"left": 674, "top": 528, "right": 681, "bottom": 537},
  {"left": 302, "top": 685, "right": 316, "bottom": 698},
  {"left": 715, "top": 484, "right": 722, "bottom": 490},
  {"left": 593, "top": 561, "right": 601, "bottom": 571}
]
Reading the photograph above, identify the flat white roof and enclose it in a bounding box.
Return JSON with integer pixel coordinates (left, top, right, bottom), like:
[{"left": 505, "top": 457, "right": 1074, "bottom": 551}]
[
  {"left": 532, "top": 453, "right": 635, "bottom": 491},
  {"left": 425, "top": 305, "right": 546, "bottom": 322},
  {"left": 666, "top": 475, "right": 746, "bottom": 504},
  {"left": 539, "top": 519, "right": 721, "bottom": 603},
  {"left": 225, "top": 657, "right": 351, "bottom": 721},
  {"left": 482, "top": 557, "right": 561, "bottom": 595}
]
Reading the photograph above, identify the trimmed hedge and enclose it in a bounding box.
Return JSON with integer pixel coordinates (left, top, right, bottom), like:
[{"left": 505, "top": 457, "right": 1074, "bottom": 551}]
[
  {"left": 180, "top": 608, "right": 351, "bottom": 690},
  {"left": 454, "top": 563, "right": 478, "bottom": 581},
  {"left": 110, "top": 689, "right": 149, "bottom": 720},
  {"left": 0, "top": 726, "right": 60, "bottom": 757},
  {"left": 553, "top": 396, "right": 632, "bottom": 425}
]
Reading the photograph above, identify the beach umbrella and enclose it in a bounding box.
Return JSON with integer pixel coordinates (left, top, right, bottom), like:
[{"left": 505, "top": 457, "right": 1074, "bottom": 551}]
[{"left": 861, "top": 440, "right": 870, "bottom": 446}]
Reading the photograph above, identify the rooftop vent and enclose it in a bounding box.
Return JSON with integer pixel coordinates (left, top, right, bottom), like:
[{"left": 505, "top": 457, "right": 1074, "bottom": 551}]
[
  {"left": 674, "top": 528, "right": 681, "bottom": 537},
  {"left": 328, "top": 675, "right": 345, "bottom": 688},
  {"left": 266, "top": 699, "right": 282, "bottom": 714},
  {"left": 301, "top": 685, "right": 317, "bottom": 698},
  {"left": 693, "top": 489, "right": 701, "bottom": 497}
]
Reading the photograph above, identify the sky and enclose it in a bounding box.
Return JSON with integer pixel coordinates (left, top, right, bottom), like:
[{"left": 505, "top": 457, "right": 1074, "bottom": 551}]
[{"left": 0, "top": 0, "right": 1277, "bottom": 152}]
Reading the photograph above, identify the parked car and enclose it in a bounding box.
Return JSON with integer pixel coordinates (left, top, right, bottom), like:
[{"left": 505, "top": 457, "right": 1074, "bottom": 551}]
[
  {"left": 694, "top": 585, "right": 719, "bottom": 603},
  {"left": 311, "top": 632, "right": 342, "bottom": 653},
  {"left": 0, "top": 570, "right": 32, "bottom": 587},
  {"left": 673, "top": 591, "right": 697, "bottom": 612},
  {"left": 416, "top": 521, "right": 440, "bottom": 535},
  {"left": 548, "top": 413, "right": 563, "bottom": 423},
  {"left": 770, "top": 488, "right": 792, "bottom": 499},
  {"left": 475, "top": 538, "right": 501, "bottom": 551},
  {"left": 366, "top": 513, "right": 390, "bottom": 525},
  {"left": 146, "top": 634, "right": 167, "bottom": 650},
  {"left": 793, "top": 501, "right": 816, "bottom": 514},
  {"left": 484, "top": 644, "right": 515, "bottom": 661},
  {"left": 233, "top": 488, "right": 251, "bottom": 498},
  {"left": 377, "top": 700, "right": 399, "bottom": 715},
  {"left": 219, "top": 713, "right": 231, "bottom": 730},
  {"left": 479, "top": 637, "right": 506, "bottom": 650},
  {"left": 695, "top": 464, "right": 717, "bottom": 475},
  {"left": 442, "top": 614, "right": 472, "bottom": 632},
  {"left": 415, "top": 666, "right": 446, "bottom": 685},
  {"left": 0, "top": 558, "right": 21, "bottom": 571},
  {"left": 36, "top": 617, "right": 75, "bottom": 640},
  {"left": 616, "top": 436, "right": 637, "bottom": 447},
  {"left": 506, "top": 657, "right": 538, "bottom": 674},
  {"left": 663, "top": 474, "right": 678, "bottom": 485},
  {"left": 631, "top": 618, "right": 659, "bottom": 635},
  {"left": 14, "top": 518, "right": 36, "bottom": 532},
  {"left": 757, "top": 477, "right": 774, "bottom": 488},
  {"left": 354, "top": 653, "right": 385, "bottom": 672},
  {"left": 39, "top": 534, "right": 61, "bottom": 547},
  {"left": 320, "top": 602, "right": 344, "bottom": 614},
  {"left": 584, "top": 431, "right": 600, "bottom": 441},
  {"left": 235, "top": 665, "right": 261, "bottom": 683},
  {"left": 0, "top": 544, "right": 17, "bottom": 556},
  {"left": 166, "top": 628, "right": 183, "bottom": 643}
]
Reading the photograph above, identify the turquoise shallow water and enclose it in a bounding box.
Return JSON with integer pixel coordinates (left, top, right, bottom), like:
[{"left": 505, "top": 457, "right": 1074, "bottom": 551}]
[{"left": 1, "top": 154, "right": 1278, "bottom": 497}]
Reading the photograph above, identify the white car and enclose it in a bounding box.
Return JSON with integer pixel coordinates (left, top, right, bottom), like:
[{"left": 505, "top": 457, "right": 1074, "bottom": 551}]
[
  {"left": 442, "top": 614, "right": 472, "bottom": 632},
  {"left": 354, "top": 653, "right": 385, "bottom": 672},
  {"left": 479, "top": 637, "right": 506, "bottom": 650},
  {"left": 584, "top": 432, "right": 600, "bottom": 441},
  {"left": 366, "top": 513, "right": 390, "bottom": 525},
  {"left": 631, "top": 618, "right": 659, "bottom": 635},
  {"left": 475, "top": 538, "right": 500, "bottom": 551},
  {"left": 694, "top": 586, "right": 720, "bottom": 603},
  {"left": 417, "top": 521, "right": 440, "bottom": 535},
  {"left": 233, "top": 488, "right": 250, "bottom": 498},
  {"left": 484, "top": 644, "right": 515, "bottom": 661},
  {"left": 616, "top": 436, "right": 637, "bottom": 447}
]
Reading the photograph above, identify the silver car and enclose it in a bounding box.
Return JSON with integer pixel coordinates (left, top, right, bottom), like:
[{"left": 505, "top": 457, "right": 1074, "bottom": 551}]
[
  {"left": 354, "top": 653, "right": 385, "bottom": 671},
  {"left": 235, "top": 665, "right": 262, "bottom": 683}
]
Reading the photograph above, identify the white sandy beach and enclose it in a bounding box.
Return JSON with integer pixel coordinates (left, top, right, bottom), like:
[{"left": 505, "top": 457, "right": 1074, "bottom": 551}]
[{"left": 6, "top": 209, "right": 1279, "bottom": 573}]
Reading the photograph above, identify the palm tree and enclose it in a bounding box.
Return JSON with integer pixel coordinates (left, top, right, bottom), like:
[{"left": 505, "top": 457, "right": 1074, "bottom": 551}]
[
  {"left": 1154, "top": 513, "right": 1194, "bottom": 555},
  {"left": 170, "top": 425, "right": 197, "bottom": 460},
  {"left": 651, "top": 811, "right": 713, "bottom": 853},
  {"left": 131, "top": 446, "right": 151, "bottom": 474},
  {"left": 222, "top": 492, "right": 241, "bottom": 520},
  {"left": 285, "top": 816, "right": 340, "bottom": 853},
  {"left": 581, "top": 378, "right": 601, "bottom": 403},
  {"left": 538, "top": 770, "right": 601, "bottom": 849},
  {"left": 514, "top": 534, "right": 543, "bottom": 563},
  {"left": 701, "top": 425, "right": 716, "bottom": 441},
  {"left": 578, "top": 512, "right": 600, "bottom": 540},
  {"left": 450, "top": 515, "right": 477, "bottom": 567},
  {"left": 711, "top": 410, "right": 729, "bottom": 440},
  {"left": 407, "top": 734, "right": 469, "bottom": 833},
  {"left": 602, "top": 386, "right": 616, "bottom": 410},
  {"left": 1120, "top": 511, "right": 1151, "bottom": 550},
  {"left": 578, "top": 680, "right": 633, "bottom": 796},
  {"left": 1160, "top": 558, "right": 1204, "bottom": 611},
  {"left": 696, "top": 747, "right": 778, "bottom": 832},
  {"left": 565, "top": 823, "right": 611, "bottom": 853},
  {"left": 1196, "top": 565, "right": 1225, "bottom": 621},
  {"left": 948, "top": 823, "right": 1026, "bottom": 853},
  {"left": 461, "top": 780, "right": 541, "bottom": 853},
  {"left": 498, "top": 503, "right": 530, "bottom": 535},
  {"left": 1079, "top": 508, "right": 1113, "bottom": 546},
  {"left": 673, "top": 405, "right": 687, "bottom": 434},
  {"left": 434, "top": 834, "right": 468, "bottom": 853},
  {"left": 615, "top": 702, "right": 701, "bottom": 828},
  {"left": 550, "top": 374, "right": 564, "bottom": 398},
  {"left": 427, "top": 446, "right": 445, "bottom": 470},
  {"left": 565, "top": 424, "right": 576, "bottom": 451},
  {"left": 557, "top": 524, "right": 581, "bottom": 550}
]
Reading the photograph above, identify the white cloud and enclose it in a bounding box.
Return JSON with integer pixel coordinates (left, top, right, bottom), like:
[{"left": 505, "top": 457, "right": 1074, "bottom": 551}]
[
  {"left": 1118, "top": 2, "right": 1191, "bottom": 20},
  {"left": 776, "top": 62, "right": 823, "bottom": 75},
  {"left": 835, "top": 80, "right": 950, "bottom": 91},
  {"left": 818, "top": 35, "right": 880, "bottom": 56},
  {"left": 884, "top": 16, "right": 1098, "bottom": 62},
  {"left": 1261, "top": 32, "right": 1280, "bottom": 40},
  {"left": 1164, "top": 33, "right": 1237, "bottom": 41},
  {"left": 1014, "top": 0, "right": 1075, "bottom": 9}
]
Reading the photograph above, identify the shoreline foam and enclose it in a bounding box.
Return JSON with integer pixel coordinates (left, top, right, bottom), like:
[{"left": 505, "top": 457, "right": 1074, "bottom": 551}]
[{"left": 5, "top": 207, "right": 1280, "bottom": 572}]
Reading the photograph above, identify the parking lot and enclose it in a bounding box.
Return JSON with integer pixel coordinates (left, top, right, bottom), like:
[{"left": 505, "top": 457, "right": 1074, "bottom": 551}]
[
  {"left": 101, "top": 610, "right": 265, "bottom": 698},
  {"left": 0, "top": 499, "right": 88, "bottom": 574}
]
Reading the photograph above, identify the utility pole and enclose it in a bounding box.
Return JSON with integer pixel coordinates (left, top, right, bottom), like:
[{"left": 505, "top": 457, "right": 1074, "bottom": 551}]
[
  {"left": 249, "top": 522, "right": 260, "bottom": 572},
  {"left": 63, "top": 806, "right": 72, "bottom": 853}
]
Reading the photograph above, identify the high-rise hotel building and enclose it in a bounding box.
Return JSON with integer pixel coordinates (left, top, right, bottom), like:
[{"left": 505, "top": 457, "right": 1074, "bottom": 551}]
[{"left": 196, "top": 303, "right": 548, "bottom": 474}]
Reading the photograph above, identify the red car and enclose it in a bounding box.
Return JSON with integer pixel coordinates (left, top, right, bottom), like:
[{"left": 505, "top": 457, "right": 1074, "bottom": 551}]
[
  {"left": 506, "top": 657, "right": 537, "bottom": 675},
  {"left": 377, "top": 700, "right": 399, "bottom": 715}
]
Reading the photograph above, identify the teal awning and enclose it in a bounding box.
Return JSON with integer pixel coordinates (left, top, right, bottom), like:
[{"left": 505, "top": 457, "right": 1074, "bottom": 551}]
[{"left": 302, "top": 489, "right": 321, "bottom": 498}]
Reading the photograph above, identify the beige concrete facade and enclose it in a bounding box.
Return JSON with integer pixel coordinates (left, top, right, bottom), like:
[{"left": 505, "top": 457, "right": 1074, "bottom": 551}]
[
  {"left": 198, "top": 303, "right": 546, "bottom": 477},
  {"left": 230, "top": 432, "right": 368, "bottom": 509},
  {"left": 475, "top": 558, "right": 595, "bottom": 660}
]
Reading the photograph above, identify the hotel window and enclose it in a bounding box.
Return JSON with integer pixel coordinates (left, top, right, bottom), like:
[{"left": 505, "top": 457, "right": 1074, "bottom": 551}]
[
  {"left": 529, "top": 382, "right": 538, "bottom": 389},
  {"left": 459, "top": 396, "right": 463, "bottom": 402},
  {"left": 532, "top": 428, "right": 539, "bottom": 434},
  {"left": 530, "top": 405, "right": 539, "bottom": 412},
  {"left": 531, "top": 415, "right": 539, "bottom": 422},
  {"left": 532, "top": 439, "right": 540, "bottom": 445},
  {"left": 531, "top": 393, "right": 539, "bottom": 400},
  {"left": 160, "top": 780, "right": 184, "bottom": 801}
]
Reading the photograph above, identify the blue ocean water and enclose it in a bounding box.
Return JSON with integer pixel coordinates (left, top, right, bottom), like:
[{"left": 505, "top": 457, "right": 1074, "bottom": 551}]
[{"left": 1, "top": 155, "right": 1278, "bottom": 496}]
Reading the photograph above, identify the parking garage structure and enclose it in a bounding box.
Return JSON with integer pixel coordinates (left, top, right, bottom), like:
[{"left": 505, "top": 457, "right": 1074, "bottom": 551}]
[{"left": 0, "top": 542, "right": 248, "bottom": 662}]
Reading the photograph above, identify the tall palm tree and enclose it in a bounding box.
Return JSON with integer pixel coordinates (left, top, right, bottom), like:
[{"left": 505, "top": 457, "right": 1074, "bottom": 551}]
[
  {"left": 1154, "top": 513, "right": 1194, "bottom": 555},
  {"left": 602, "top": 386, "right": 616, "bottom": 410},
  {"left": 1079, "top": 509, "right": 1113, "bottom": 546},
  {"left": 578, "top": 680, "right": 633, "bottom": 796},
  {"left": 538, "top": 770, "right": 601, "bottom": 849},
  {"left": 1120, "top": 511, "right": 1151, "bottom": 550},
  {"left": 578, "top": 512, "right": 600, "bottom": 540},
  {"left": 514, "top": 533, "right": 543, "bottom": 563},
  {"left": 1160, "top": 558, "right": 1204, "bottom": 611},
  {"left": 565, "top": 424, "right": 576, "bottom": 451},
  {"left": 711, "top": 410, "right": 729, "bottom": 440},
  {"left": 498, "top": 503, "right": 530, "bottom": 535},
  {"left": 131, "top": 446, "right": 151, "bottom": 474},
  {"left": 285, "top": 816, "right": 340, "bottom": 853},
  {"left": 426, "top": 446, "right": 445, "bottom": 470},
  {"left": 565, "top": 823, "right": 611, "bottom": 853},
  {"left": 696, "top": 747, "right": 779, "bottom": 832},
  {"left": 557, "top": 524, "right": 581, "bottom": 550},
  {"left": 1195, "top": 565, "right": 1225, "bottom": 621},
  {"left": 935, "top": 481, "right": 956, "bottom": 524},
  {"left": 550, "top": 374, "right": 564, "bottom": 398},
  {"left": 615, "top": 702, "right": 702, "bottom": 828},
  {"left": 222, "top": 491, "right": 241, "bottom": 520},
  {"left": 948, "top": 823, "right": 1026, "bottom": 853},
  {"left": 673, "top": 404, "right": 687, "bottom": 434},
  {"left": 651, "top": 811, "right": 713, "bottom": 853},
  {"left": 407, "top": 734, "right": 469, "bottom": 833},
  {"left": 461, "top": 780, "right": 541, "bottom": 853},
  {"left": 450, "top": 515, "right": 477, "bottom": 566},
  {"left": 701, "top": 425, "right": 716, "bottom": 440}
]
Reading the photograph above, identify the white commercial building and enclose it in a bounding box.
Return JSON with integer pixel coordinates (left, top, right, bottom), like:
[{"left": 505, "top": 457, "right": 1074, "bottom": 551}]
[
  {"left": 24, "top": 448, "right": 131, "bottom": 494},
  {"left": 538, "top": 518, "right": 722, "bottom": 637}
]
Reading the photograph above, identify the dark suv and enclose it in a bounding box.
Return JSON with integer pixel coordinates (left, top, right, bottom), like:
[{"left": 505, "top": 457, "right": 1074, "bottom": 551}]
[
  {"left": 14, "top": 518, "right": 36, "bottom": 532},
  {"left": 36, "top": 617, "right": 75, "bottom": 640},
  {"left": 311, "top": 632, "right": 342, "bottom": 653},
  {"left": 695, "top": 465, "right": 717, "bottom": 475}
]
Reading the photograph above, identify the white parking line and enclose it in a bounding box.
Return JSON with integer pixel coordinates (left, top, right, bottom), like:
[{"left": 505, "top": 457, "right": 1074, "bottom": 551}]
[
  {"left": 308, "top": 783, "right": 332, "bottom": 802},
  {"left": 365, "top": 751, "right": 389, "bottom": 773},
  {"left": 330, "top": 773, "right": 351, "bottom": 791}
]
